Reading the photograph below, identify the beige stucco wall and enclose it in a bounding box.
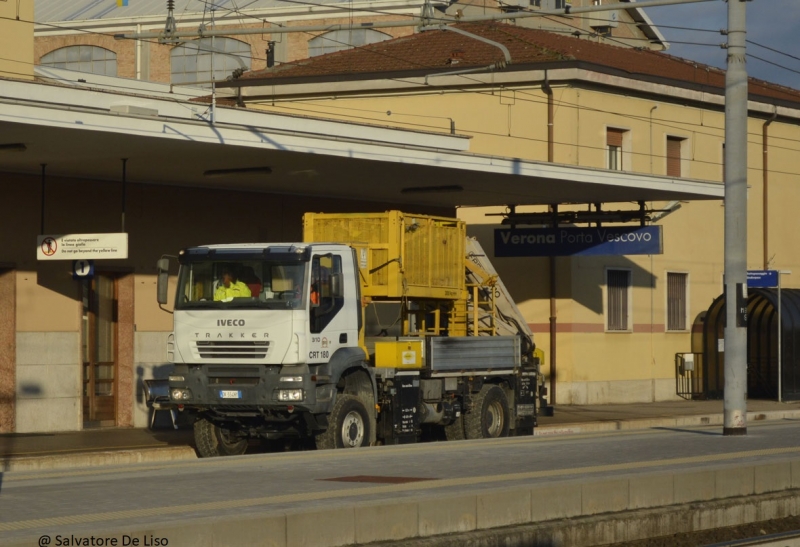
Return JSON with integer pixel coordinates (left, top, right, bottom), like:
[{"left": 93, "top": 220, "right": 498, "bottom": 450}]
[
  {"left": 0, "top": 0, "right": 34, "bottom": 79},
  {"left": 245, "top": 78, "right": 800, "bottom": 403}
]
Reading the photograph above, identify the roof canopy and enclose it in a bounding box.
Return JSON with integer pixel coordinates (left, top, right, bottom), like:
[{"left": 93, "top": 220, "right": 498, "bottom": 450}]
[{"left": 0, "top": 76, "right": 722, "bottom": 208}]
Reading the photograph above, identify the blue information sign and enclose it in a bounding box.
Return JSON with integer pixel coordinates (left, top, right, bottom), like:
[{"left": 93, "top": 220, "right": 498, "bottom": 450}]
[
  {"left": 494, "top": 226, "right": 662, "bottom": 257},
  {"left": 747, "top": 270, "right": 778, "bottom": 288}
]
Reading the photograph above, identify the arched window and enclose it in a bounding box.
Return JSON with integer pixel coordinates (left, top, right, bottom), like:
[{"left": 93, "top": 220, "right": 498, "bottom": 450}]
[
  {"left": 308, "top": 29, "right": 391, "bottom": 57},
  {"left": 40, "top": 46, "right": 117, "bottom": 76},
  {"left": 171, "top": 37, "right": 252, "bottom": 87}
]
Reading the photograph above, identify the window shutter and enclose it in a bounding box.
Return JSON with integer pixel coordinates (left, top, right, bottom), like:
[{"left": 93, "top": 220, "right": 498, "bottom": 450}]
[
  {"left": 607, "top": 128, "right": 624, "bottom": 148},
  {"left": 667, "top": 137, "right": 682, "bottom": 177}
]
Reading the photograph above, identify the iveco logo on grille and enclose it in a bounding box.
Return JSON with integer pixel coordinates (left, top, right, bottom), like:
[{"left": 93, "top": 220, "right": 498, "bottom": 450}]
[{"left": 217, "top": 319, "right": 246, "bottom": 326}]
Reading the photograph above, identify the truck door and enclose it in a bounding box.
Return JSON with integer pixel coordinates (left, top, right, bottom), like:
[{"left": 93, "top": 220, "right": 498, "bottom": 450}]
[{"left": 308, "top": 253, "right": 358, "bottom": 362}]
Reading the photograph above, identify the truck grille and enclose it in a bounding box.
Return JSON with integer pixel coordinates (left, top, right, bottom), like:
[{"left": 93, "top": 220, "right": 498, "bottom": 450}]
[{"left": 194, "top": 341, "right": 269, "bottom": 359}]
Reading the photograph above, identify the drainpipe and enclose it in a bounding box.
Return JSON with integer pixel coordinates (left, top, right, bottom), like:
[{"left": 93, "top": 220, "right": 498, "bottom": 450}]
[
  {"left": 763, "top": 108, "right": 777, "bottom": 269},
  {"left": 543, "top": 72, "right": 557, "bottom": 406},
  {"left": 649, "top": 105, "right": 658, "bottom": 173}
]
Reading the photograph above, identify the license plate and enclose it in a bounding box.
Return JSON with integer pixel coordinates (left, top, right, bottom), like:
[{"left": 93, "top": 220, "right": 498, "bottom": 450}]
[{"left": 219, "top": 390, "right": 241, "bottom": 399}]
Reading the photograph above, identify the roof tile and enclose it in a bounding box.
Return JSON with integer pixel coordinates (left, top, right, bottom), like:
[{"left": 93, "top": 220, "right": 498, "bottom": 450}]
[{"left": 238, "top": 22, "right": 800, "bottom": 104}]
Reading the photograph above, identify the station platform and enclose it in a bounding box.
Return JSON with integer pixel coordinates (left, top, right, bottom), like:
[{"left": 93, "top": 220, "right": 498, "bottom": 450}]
[
  {"left": 2, "top": 398, "right": 800, "bottom": 471},
  {"left": 3, "top": 403, "right": 800, "bottom": 547}
]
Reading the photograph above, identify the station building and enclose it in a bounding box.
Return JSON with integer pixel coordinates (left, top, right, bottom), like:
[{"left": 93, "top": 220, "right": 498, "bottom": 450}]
[
  {"left": 31, "top": 0, "right": 666, "bottom": 89},
  {"left": 222, "top": 21, "right": 800, "bottom": 407},
  {"left": 0, "top": 1, "right": 796, "bottom": 434}
]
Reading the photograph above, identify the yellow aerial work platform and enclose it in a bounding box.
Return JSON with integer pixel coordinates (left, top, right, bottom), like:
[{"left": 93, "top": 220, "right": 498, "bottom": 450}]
[{"left": 303, "top": 211, "right": 467, "bottom": 301}]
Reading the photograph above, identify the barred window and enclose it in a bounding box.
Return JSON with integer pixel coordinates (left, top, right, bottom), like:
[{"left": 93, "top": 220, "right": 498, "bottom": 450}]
[
  {"left": 41, "top": 46, "right": 117, "bottom": 76},
  {"left": 171, "top": 37, "right": 251, "bottom": 87},
  {"left": 606, "top": 269, "right": 631, "bottom": 331},
  {"left": 667, "top": 272, "right": 688, "bottom": 331}
]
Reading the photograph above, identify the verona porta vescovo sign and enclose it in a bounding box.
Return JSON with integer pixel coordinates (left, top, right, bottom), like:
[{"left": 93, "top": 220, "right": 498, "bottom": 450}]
[{"left": 494, "top": 226, "right": 663, "bottom": 257}]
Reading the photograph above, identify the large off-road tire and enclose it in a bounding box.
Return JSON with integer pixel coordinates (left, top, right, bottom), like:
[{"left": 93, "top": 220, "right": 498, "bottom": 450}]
[
  {"left": 464, "top": 384, "right": 510, "bottom": 440},
  {"left": 444, "top": 414, "right": 466, "bottom": 441},
  {"left": 315, "top": 394, "right": 371, "bottom": 450},
  {"left": 194, "top": 418, "right": 248, "bottom": 457}
]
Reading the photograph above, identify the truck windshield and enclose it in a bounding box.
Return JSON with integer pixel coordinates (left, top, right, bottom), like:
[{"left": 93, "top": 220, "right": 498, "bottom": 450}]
[{"left": 175, "top": 259, "right": 308, "bottom": 310}]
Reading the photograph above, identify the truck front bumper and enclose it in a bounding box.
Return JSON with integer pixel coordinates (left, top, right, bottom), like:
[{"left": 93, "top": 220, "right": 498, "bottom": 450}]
[{"left": 168, "top": 363, "right": 335, "bottom": 414}]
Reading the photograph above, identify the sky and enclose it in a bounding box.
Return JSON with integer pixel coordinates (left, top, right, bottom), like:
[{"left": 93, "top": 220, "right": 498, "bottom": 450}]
[{"left": 644, "top": 0, "right": 800, "bottom": 91}]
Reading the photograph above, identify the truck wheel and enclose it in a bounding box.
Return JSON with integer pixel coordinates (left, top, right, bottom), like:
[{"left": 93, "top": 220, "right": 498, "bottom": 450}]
[
  {"left": 194, "top": 418, "right": 248, "bottom": 457},
  {"left": 464, "top": 385, "right": 510, "bottom": 440},
  {"left": 444, "top": 414, "right": 465, "bottom": 441},
  {"left": 316, "top": 394, "right": 371, "bottom": 450}
]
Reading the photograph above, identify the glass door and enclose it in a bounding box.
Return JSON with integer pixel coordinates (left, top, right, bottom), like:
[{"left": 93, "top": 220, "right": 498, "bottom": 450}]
[{"left": 82, "top": 274, "right": 117, "bottom": 427}]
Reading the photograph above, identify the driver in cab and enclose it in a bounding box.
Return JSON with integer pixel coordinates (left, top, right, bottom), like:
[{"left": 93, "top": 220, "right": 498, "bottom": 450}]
[{"left": 214, "top": 268, "right": 252, "bottom": 301}]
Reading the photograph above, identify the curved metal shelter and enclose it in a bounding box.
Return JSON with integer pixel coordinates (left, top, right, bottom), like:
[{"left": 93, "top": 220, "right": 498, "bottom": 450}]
[{"left": 703, "top": 288, "right": 800, "bottom": 401}]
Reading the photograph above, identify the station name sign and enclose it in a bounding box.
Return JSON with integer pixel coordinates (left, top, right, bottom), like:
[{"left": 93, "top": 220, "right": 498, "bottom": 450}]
[
  {"left": 37, "top": 233, "right": 128, "bottom": 260},
  {"left": 494, "top": 226, "right": 662, "bottom": 257}
]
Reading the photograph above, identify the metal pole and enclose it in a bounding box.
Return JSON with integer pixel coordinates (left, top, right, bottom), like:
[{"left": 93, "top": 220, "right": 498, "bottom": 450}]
[
  {"left": 723, "top": 0, "right": 748, "bottom": 436},
  {"left": 778, "top": 273, "right": 782, "bottom": 403},
  {"left": 40, "top": 164, "right": 46, "bottom": 234},
  {"left": 121, "top": 158, "right": 127, "bottom": 233},
  {"left": 211, "top": 8, "right": 216, "bottom": 126}
]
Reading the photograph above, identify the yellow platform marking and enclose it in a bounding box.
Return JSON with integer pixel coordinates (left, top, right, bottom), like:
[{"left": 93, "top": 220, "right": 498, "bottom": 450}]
[
  {"left": 1, "top": 443, "right": 167, "bottom": 457},
  {"left": 1, "top": 427, "right": 670, "bottom": 482}
]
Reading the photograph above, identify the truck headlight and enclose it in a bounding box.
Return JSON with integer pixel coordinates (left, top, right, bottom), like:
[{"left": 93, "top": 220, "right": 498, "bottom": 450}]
[
  {"left": 171, "top": 388, "right": 192, "bottom": 400},
  {"left": 169, "top": 375, "right": 185, "bottom": 382},
  {"left": 278, "top": 389, "right": 304, "bottom": 402}
]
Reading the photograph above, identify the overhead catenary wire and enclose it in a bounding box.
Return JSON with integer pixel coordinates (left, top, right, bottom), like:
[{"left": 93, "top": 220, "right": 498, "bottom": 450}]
[
  {"left": 260, "top": 96, "right": 800, "bottom": 173},
  {"left": 18, "top": 0, "right": 800, "bottom": 94},
  {"left": 115, "top": 0, "right": 718, "bottom": 40},
  {"left": 747, "top": 39, "right": 800, "bottom": 64},
  {"left": 10, "top": 14, "right": 793, "bottom": 154},
  {"left": 9, "top": 3, "right": 800, "bottom": 157}
]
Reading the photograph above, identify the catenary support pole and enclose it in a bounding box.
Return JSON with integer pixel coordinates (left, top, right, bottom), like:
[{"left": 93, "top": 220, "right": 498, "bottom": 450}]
[
  {"left": 723, "top": 0, "right": 748, "bottom": 436},
  {"left": 121, "top": 158, "right": 128, "bottom": 233},
  {"left": 778, "top": 273, "right": 782, "bottom": 403},
  {"left": 40, "top": 164, "right": 46, "bottom": 234},
  {"left": 543, "top": 73, "right": 557, "bottom": 406}
]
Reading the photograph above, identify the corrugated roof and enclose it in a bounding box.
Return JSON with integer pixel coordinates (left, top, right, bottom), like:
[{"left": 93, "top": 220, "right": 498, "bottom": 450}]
[
  {"left": 34, "top": 0, "right": 349, "bottom": 22},
  {"left": 236, "top": 22, "right": 800, "bottom": 104}
]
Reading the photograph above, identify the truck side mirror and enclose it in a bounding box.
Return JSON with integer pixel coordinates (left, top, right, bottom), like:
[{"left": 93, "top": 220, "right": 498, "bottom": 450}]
[
  {"left": 157, "top": 257, "right": 170, "bottom": 305},
  {"left": 330, "top": 273, "right": 343, "bottom": 298}
]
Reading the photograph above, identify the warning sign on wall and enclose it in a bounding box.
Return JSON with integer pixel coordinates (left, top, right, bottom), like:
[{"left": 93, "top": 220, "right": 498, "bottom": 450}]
[{"left": 36, "top": 233, "right": 128, "bottom": 260}]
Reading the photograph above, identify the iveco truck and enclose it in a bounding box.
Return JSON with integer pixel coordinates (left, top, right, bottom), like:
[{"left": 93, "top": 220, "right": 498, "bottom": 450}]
[{"left": 157, "top": 211, "right": 546, "bottom": 457}]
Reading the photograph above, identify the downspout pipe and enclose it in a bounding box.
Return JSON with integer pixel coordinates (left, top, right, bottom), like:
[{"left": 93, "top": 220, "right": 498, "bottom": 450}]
[
  {"left": 543, "top": 72, "right": 556, "bottom": 407},
  {"left": 763, "top": 108, "right": 777, "bottom": 270}
]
